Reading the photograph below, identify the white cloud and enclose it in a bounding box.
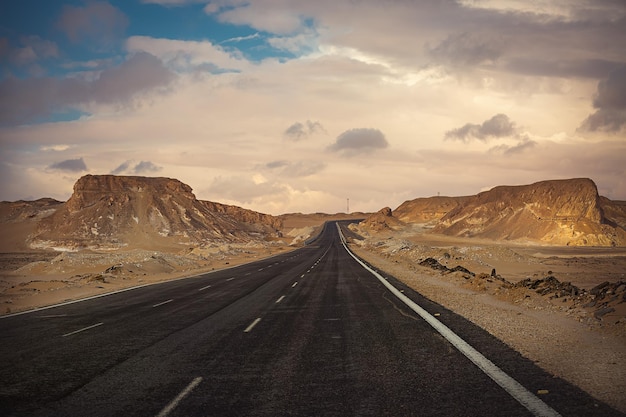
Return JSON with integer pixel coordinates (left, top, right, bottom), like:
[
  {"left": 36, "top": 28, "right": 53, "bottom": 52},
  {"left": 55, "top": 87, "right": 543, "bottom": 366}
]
[{"left": 126, "top": 36, "right": 248, "bottom": 73}]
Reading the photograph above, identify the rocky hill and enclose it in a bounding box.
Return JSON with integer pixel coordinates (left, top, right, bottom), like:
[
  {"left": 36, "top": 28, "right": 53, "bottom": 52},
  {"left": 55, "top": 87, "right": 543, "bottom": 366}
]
[
  {"left": 393, "top": 196, "right": 470, "bottom": 224},
  {"left": 29, "top": 175, "right": 282, "bottom": 251},
  {"left": 431, "top": 178, "right": 626, "bottom": 246},
  {"left": 359, "top": 178, "right": 626, "bottom": 246}
]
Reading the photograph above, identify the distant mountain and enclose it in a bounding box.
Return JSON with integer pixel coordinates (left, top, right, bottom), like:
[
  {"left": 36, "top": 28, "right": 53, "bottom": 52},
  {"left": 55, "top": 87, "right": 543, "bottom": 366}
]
[
  {"left": 27, "top": 175, "right": 282, "bottom": 251},
  {"left": 363, "top": 178, "right": 626, "bottom": 246}
]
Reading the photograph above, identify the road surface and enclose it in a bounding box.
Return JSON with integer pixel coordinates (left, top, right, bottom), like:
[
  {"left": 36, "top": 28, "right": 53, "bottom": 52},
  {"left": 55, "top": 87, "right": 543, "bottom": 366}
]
[{"left": 0, "top": 221, "right": 623, "bottom": 416}]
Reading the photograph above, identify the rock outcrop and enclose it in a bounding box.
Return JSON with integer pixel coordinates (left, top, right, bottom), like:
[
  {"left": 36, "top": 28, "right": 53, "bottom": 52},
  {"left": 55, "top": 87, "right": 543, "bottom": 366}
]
[
  {"left": 359, "top": 207, "right": 404, "bottom": 231},
  {"left": 29, "top": 175, "right": 281, "bottom": 251},
  {"left": 430, "top": 178, "right": 626, "bottom": 246},
  {"left": 393, "top": 196, "right": 470, "bottom": 224}
]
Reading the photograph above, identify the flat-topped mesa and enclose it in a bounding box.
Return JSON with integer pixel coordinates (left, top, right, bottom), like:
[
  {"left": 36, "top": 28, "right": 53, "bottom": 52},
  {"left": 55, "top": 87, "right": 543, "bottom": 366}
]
[
  {"left": 431, "top": 178, "right": 625, "bottom": 246},
  {"left": 65, "top": 175, "right": 196, "bottom": 213},
  {"left": 30, "top": 175, "right": 279, "bottom": 251}
]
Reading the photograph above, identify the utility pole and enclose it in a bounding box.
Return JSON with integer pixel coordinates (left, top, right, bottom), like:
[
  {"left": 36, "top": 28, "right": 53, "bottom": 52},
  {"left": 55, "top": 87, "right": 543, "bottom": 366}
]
[{"left": 347, "top": 198, "right": 350, "bottom": 214}]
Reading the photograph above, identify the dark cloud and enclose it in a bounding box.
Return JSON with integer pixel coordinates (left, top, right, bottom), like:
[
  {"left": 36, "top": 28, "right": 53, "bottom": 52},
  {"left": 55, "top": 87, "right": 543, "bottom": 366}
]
[
  {"left": 0, "top": 52, "right": 176, "bottom": 126},
  {"left": 284, "top": 120, "right": 326, "bottom": 141},
  {"left": 489, "top": 137, "right": 537, "bottom": 155},
  {"left": 110, "top": 160, "right": 132, "bottom": 175},
  {"left": 505, "top": 58, "right": 625, "bottom": 80},
  {"left": 429, "top": 32, "right": 503, "bottom": 66},
  {"left": 328, "top": 128, "right": 389, "bottom": 156},
  {"left": 579, "top": 66, "right": 626, "bottom": 133},
  {"left": 265, "top": 160, "right": 289, "bottom": 169},
  {"left": 445, "top": 114, "right": 517, "bottom": 142},
  {"left": 56, "top": 1, "right": 129, "bottom": 47},
  {"left": 133, "top": 161, "right": 162, "bottom": 174},
  {"left": 48, "top": 157, "right": 87, "bottom": 172},
  {"left": 110, "top": 160, "right": 162, "bottom": 175}
]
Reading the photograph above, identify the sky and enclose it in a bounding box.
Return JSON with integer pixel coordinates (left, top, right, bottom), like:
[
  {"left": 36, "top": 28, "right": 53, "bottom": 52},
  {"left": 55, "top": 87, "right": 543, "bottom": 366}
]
[{"left": 1, "top": 0, "right": 625, "bottom": 215}]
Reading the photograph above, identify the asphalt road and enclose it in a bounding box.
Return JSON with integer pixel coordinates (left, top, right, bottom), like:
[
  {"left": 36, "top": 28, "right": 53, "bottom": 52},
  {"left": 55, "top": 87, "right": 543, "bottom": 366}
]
[{"left": 0, "top": 221, "right": 623, "bottom": 416}]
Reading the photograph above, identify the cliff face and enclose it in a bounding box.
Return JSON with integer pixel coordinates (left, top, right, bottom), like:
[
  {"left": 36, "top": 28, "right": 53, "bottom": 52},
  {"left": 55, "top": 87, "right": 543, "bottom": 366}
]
[
  {"left": 30, "top": 175, "right": 280, "bottom": 251},
  {"left": 201, "top": 201, "right": 283, "bottom": 231},
  {"left": 393, "top": 196, "right": 470, "bottom": 223},
  {"left": 430, "top": 178, "right": 626, "bottom": 246}
]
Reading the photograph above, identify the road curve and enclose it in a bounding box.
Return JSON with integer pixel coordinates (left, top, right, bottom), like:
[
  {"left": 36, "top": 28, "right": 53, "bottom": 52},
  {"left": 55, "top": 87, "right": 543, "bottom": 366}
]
[{"left": 0, "top": 221, "right": 623, "bottom": 416}]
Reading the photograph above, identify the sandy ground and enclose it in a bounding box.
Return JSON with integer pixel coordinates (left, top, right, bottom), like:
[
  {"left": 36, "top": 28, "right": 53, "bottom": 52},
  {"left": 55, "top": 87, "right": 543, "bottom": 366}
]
[
  {"left": 0, "top": 244, "right": 294, "bottom": 315},
  {"left": 348, "top": 224, "right": 626, "bottom": 413},
  {"left": 1, "top": 219, "right": 625, "bottom": 413}
]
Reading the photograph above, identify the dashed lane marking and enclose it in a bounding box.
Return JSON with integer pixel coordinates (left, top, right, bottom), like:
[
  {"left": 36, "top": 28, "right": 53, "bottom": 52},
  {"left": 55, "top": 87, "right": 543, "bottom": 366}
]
[
  {"left": 292, "top": 282, "right": 298, "bottom": 288},
  {"left": 275, "top": 295, "right": 286, "bottom": 304},
  {"left": 198, "top": 284, "right": 212, "bottom": 291},
  {"left": 152, "top": 299, "right": 174, "bottom": 308},
  {"left": 244, "top": 317, "right": 262, "bottom": 333},
  {"left": 62, "top": 322, "right": 103, "bottom": 337},
  {"left": 155, "top": 377, "right": 203, "bottom": 417}
]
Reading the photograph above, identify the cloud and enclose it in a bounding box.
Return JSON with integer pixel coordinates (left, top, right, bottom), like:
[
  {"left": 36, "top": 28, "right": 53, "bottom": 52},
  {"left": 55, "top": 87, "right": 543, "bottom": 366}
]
[
  {"left": 0, "top": 52, "right": 175, "bottom": 126},
  {"left": 205, "top": 175, "right": 287, "bottom": 203},
  {"left": 141, "top": 0, "right": 206, "bottom": 5},
  {"left": 445, "top": 114, "right": 517, "bottom": 142},
  {"left": 264, "top": 160, "right": 325, "bottom": 177},
  {"left": 40, "top": 144, "right": 72, "bottom": 152},
  {"left": 134, "top": 161, "right": 163, "bottom": 174},
  {"left": 284, "top": 120, "right": 325, "bottom": 141},
  {"left": 1, "top": 36, "right": 59, "bottom": 68},
  {"left": 489, "top": 137, "right": 538, "bottom": 155},
  {"left": 221, "top": 33, "right": 261, "bottom": 44},
  {"left": 48, "top": 158, "right": 88, "bottom": 172},
  {"left": 126, "top": 36, "right": 247, "bottom": 73},
  {"left": 328, "top": 128, "right": 389, "bottom": 156},
  {"left": 111, "top": 160, "right": 163, "bottom": 175},
  {"left": 206, "top": 3, "right": 304, "bottom": 35},
  {"left": 56, "top": 1, "right": 128, "bottom": 48},
  {"left": 579, "top": 66, "right": 626, "bottom": 133},
  {"left": 429, "top": 31, "right": 503, "bottom": 66}
]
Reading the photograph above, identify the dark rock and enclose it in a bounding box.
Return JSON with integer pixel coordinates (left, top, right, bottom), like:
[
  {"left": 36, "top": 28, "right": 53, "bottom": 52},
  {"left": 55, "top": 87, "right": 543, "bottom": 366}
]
[{"left": 594, "top": 307, "right": 615, "bottom": 320}]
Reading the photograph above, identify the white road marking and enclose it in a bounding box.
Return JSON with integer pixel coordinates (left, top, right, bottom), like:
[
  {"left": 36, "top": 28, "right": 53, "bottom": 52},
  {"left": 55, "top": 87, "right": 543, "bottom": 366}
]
[
  {"left": 155, "top": 376, "right": 203, "bottom": 417},
  {"left": 337, "top": 224, "right": 562, "bottom": 417},
  {"left": 292, "top": 282, "right": 298, "bottom": 288},
  {"left": 198, "top": 284, "right": 212, "bottom": 291},
  {"left": 258, "top": 268, "right": 264, "bottom": 271},
  {"left": 244, "top": 317, "right": 262, "bottom": 333},
  {"left": 226, "top": 277, "right": 235, "bottom": 281},
  {"left": 300, "top": 274, "right": 305, "bottom": 278},
  {"left": 62, "top": 322, "right": 103, "bottom": 337},
  {"left": 38, "top": 314, "right": 68, "bottom": 318},
  {"left": 275, "top": 295, "right": 286, "bottom": 304},
  {"left": 152, "top": 299, "right": 174, "bottom": 308}
]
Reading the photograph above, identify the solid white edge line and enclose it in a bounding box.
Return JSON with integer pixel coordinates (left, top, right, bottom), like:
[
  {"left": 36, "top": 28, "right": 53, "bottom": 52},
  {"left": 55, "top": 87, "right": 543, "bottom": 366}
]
[
  {"left": 152, "top": 299, "right": 174, "bottom": 308},
  {"left": 244, "top": 317, "right": 262, "bottom": 333},
  {"left": 155, "top": 376, "right": 203, "bottom": 417},
  {"left": 336, "top": 224, "right": 562, "bottom": 417},
  {"left": 62, "top": 322, "right": 103, "bottom": 337}
]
